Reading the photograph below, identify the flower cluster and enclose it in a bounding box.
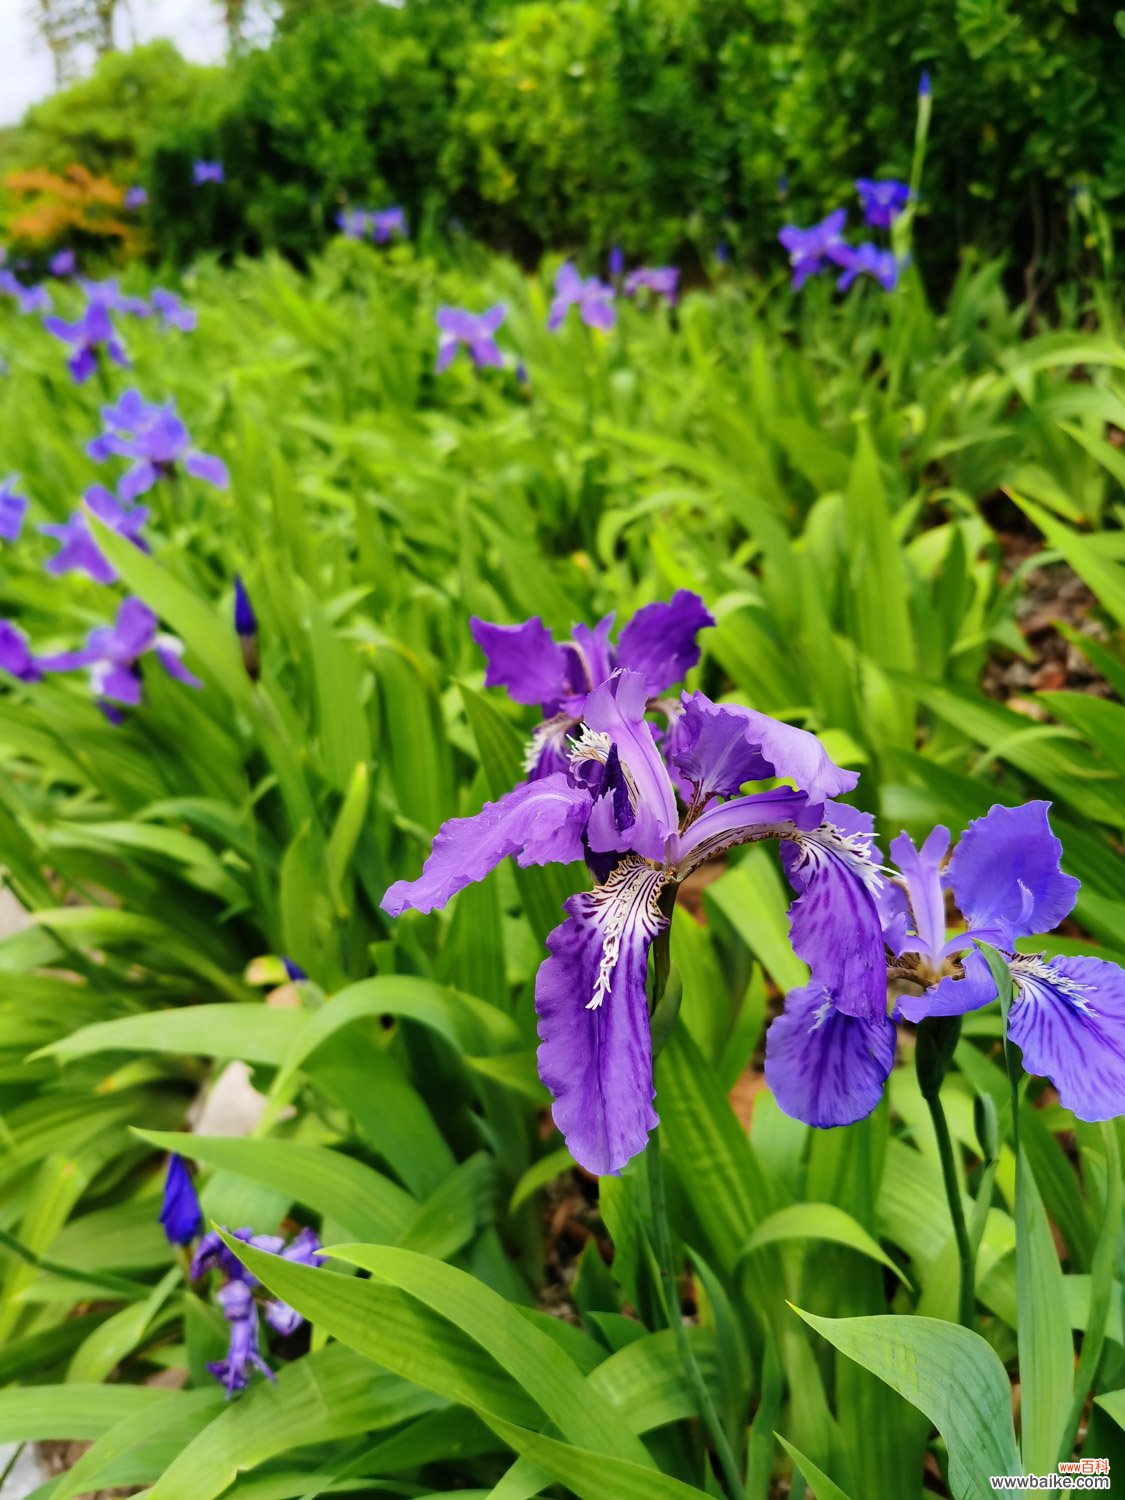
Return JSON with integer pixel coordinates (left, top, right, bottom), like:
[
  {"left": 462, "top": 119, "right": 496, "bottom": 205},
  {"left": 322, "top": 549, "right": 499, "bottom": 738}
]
[
  {"left": 159, "top": 1154, "right": 322, "bottom": 1396},
  {"left": 779, "top": 176, "right": 910, "bottom": 294},
  {"left": 382, "top": 602, "right": 1125, "bottom": 1176},
  {"left": 336, "top": 206, "right": 408, "bottom": 244}
]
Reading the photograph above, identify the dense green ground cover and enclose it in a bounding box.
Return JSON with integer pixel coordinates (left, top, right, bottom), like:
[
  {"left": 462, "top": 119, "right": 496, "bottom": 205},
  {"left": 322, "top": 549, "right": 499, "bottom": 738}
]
[{"left": 0, "top": 240, "right": 1121, "bottom": 1495}]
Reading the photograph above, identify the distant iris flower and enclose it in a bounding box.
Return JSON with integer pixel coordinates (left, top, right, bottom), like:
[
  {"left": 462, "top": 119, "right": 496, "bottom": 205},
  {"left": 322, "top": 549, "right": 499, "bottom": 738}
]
[
  {"left": 829, "top": 241, "right": 902, "bottom": 292},
  {"left": 40, "top": 485, "right": 148, "bottom": 584},
  {"left": 435, "top": 305, "right": 507, "bottom": 372},
  {"left": 337, "top": 206, "right": 408, "bottom": 243},
  {"left": 49, "top": 250, "right": 76, "bottom": 278},
  {"left": 159, "top": 1153, "right": 202, "bottom": 1245},
  {"left": 79, "top": 278, "right": 151, "bottom": 318},
  {"left": 778, "top": 209, "right": 847, "bottom": 290},
  {"left": 0, "top": 271, "right": 52, "bottom": 315},
  {"left": 38, "top": 595, "right": 200, "bottom": 715},
  {"left": 608, "top": 245, "right": 624, "bottom": 279},
  {"left": 0, "top": 475, "right": 28, "bottom": 543},
  {"left": 233, "top": 575, "right": 260, "bottom": 679},
  {"left": 192, "top": 1225, "right": 324, "bottom": 1395},
  {"left": 44, "top": 302, "right": 128, "bottom": 384},
  {"left": 87, "top": 389, "right": 228, "bottom": 501},
  {"left": 193, "top": 161, "right": 225, "bottom": 185},
  {"left": 548, "top": 262, "right": 616, "bottom": 332},
  {"left": 150, "top": 288, "right": 197, "bottom": 333},
  {"left": 624, "top": 266, "right": 679, "bottom": 305},
  {"left": 767, "top": 801, "right": 1125, "bottom": 1128},
  {"left": 0, "top": 622, "right": 43, "bottom": 683},
  {"left": 124, "top": 186, "right": 148, "bottom": 208},
  {"left": 383, "top": 654, "right": 869, "bottom": 1175},
  {"left": 471, "top": 591, "right": 714, "bottom": 779},
  {"left": 855, "top": 178, "right": 911, "bottom": 230}
]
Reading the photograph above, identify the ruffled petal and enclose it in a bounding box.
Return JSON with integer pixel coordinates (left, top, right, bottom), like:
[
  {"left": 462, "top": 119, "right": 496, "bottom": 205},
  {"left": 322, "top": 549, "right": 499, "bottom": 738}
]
[
  {"left": 381, "top": 772, "right": 589, "bottom": 916},
  {"left": 896, "top": 947, "right": 1000, "bottom": 1022},
  {"left": 184, "top": 450, "right": 230, "bottom": 488},
  {"left": 765, "top": 982, "right": 896, "bottom": 1127},
  {"left": 568, "top": 615, "right": 615, "bottom": 692},
  {"left": 671, "top": 786, "right": 819, "bottom": 875},
  {"left": 888, "top": 825, "right": 950, "bottom": 962},
  {"left": 781, "top": 819, "right": 887, "bottom": 1020},
  {"left": 671, "top": 691, "right": 857, "bottom": 805},
  {"left": 946, "top": 802, "right": 1079, "bottom": 944},
  {"left": 535, "top": 860, "right": 667, "bottom": 1174},
  {"left": 469, "top": 616, "right": 569, "bottom": 708},
  {"left": 615, "top": 590, "right": 714, "bottom": 696},
  {"left": 1007, "top": 954, "right": 1125, "bottom": 1121}
]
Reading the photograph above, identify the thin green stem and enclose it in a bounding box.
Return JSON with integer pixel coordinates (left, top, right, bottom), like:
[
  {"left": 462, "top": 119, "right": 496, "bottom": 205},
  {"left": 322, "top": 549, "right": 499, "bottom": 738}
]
[
  {"left": 924, "top": 1088, "right": 975, "bottom": 1328},
  {"left": 645, "top": 1128, "right": 747, "bottom": 1500}
]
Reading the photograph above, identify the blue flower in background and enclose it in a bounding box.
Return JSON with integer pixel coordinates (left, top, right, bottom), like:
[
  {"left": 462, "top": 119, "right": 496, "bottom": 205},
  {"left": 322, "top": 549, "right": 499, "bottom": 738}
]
[
  {"left": 0, "top": 476, "right": 28, "bottom": 543},
  {"left": 830, "top": 241, "right": 902, "bottom": 292},
  {"left": 79, "top": 278, "right": 151, "bottom": 318},
  {"left": 0, "top": 271, "right": 52, "bottom": 315},
  {"left": 193, "top": 161, "right": 225, "bottom": 186},
  {"left": 918, "top": 70, "right": 932, "bottom": 98},
  {"left": 40, "top": 485, "right": 148, "bottom": 584},
  {"left": 548, "top": 262, "right": 616, "bottom": 332},
  {"left": 336, "top": 208, "right": 368, "bottom": 240},
  {"left": 0, "top": 622, "right": 43, "bottom": 683},
  {"left": 88, "top": 389, "right": 228, "bottom": 500},
  {"left": 383, "top": 657, "right": 870, "bottom": 1175},
  {"left": 44, "top": 302, "right": 128, "bottom": 384},
  {"left": 624, "top": 266, "right": 679, "bottom": 305},
  {"left": 38, "top": 596, "right": 201, "bottom": 714},
  {"left": 338, "top": 206, "right": 408, "bottom": 244},
  {"left": 159, "top": 1153, "right": 202, "bottom": 1246},
  {"left": 855, "top": 178, "right": 911, "bottom": 230},
  {"left": 435, "top": 304, "right": 507, "bottom": 372},
  {"left": 608, "top": 245, "right": 624, "bottom": 280},
  {"left": 150, "top": 288, "right": 197, "bottom": 333},
  {"left": 234, "top": 574, "right": 260, "bottom": 679},
  {"left": 49, "top": 250, "right": 76, "bottom": 278},
  {"left": 124, "top": 186, "right": 148, "bottom": 208},
  {"left": 778, "top": 209, "right": 847, "bottom": 290}
]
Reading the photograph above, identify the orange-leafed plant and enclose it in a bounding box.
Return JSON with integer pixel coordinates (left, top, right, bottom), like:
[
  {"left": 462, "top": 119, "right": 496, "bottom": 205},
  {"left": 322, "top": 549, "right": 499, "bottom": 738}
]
[{"left": 5, "top": 164, "right": 135, "bottom": 254}]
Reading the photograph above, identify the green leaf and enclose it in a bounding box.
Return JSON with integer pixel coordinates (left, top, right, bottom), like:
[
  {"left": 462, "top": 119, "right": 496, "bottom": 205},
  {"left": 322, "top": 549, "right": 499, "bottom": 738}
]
[
  {"left": 1009, "top": 492, "right": 1125, "bottom": 628},
  {"left": 776, "top": 1434, "right": 855, "bottom": 1500},
  {"left": 742, "top": 1203, "right": 910, "bottom": 1287},
  {"left": 477, "top": 1412, "right": 710, "bottom": 1499},
  {"left": 793, "top": 1308, "right": 1022, "bottom": 1498},
  {"left": 42, "top": 1003, "right": 301, "bottom": 1065},
  {"left": 0, "top": 1384, "right": 177, "bottom": 1441}
]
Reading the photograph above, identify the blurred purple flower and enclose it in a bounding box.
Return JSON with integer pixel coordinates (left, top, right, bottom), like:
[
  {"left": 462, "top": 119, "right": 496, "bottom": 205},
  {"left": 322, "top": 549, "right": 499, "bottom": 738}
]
[
  {"left": 88, "top": 389, "right": 228, "bottom": 499},
  {"left": 38, "top": 596, "right": 201, "bottom": 712},
  {"left": 150, "top": 288, "right": 197, "bottom": 333},
  {"left": 0, "top": 271, "right": 52, "bottom": 315},
  {"left": 337, "top": 206, "right": 407, "bottom": 243},
  {"left": 49, "top": 250, "right": 76, "bottom": 278},
  {"left": 855, "top": 178, "right": 911, "bottom": 230},
  {"left": 918, "top": 70, "right": 932, "bottom": 98},
  {"left": 608, "top": 245, "right": 624, "bottom": 279},
  {"left": 0, "top": 622, "right": 43, "bottom": 683},
  {"left": 193, "top": 161, "right": 225, "bottom": 185},
  {"left": 159, "top": 1153, "right": 202, "bottom": 1246},
  {"left": 79, "top": 278, "right": 151, "bottom": 318},
  {"left": 778, "top": 209, "right": 847, "bottom": 290},
  {"left": 548, "top": 262, "right": 616, "bottom": 332},
  {"left": 0, "top": 476, "right": 29, "bottom": 543},
  {"left": 624, "top": 266, "right": 679, "bottom": 305},
  {"left": 336, "top": 208, "right": 368, "bottom": 240},
  {"left": 43, "top": 303, "right": 128, "bottom": 384},
  {"left": 829, "top": 241, "right": 902, "bottom": 292},
  {"left": 40, "top": 485, "right": 148, "bottom": 584},
  {"left": 435, "top": 305, "right": 507, "bottom": 373},
  {"left": 124, "top": 185, "right": 148, "bottom": 208}
]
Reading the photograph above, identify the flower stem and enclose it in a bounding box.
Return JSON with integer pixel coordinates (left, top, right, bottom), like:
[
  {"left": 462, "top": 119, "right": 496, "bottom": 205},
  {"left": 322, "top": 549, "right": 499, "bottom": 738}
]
[
  {"left": 645, "top": 1124, "right": 747, "bottom": 1500},
  {"left": 915, "top": 1018, "right": 974, "bottom": 1328}
]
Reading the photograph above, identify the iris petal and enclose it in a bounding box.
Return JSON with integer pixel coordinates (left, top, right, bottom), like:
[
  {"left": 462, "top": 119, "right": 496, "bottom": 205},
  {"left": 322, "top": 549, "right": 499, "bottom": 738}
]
[{"left": 765, "top": 981, "right": 896, "bottom": 1127}]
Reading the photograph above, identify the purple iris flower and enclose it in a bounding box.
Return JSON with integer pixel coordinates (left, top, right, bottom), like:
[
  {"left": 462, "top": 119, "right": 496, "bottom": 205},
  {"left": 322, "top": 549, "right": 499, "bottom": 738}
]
[
  {"left": 49, "top": 250, "right": 76, "bottom": 278},
  {"left": 0, "top": 622, "right": 43, "bottom": 683},
  {"left": 0, "top": 475, "right": 28, "bottom": 543},
  {"left": 855, "top": 178, "right": 911, "bottom": 230},
  {"left": 159, "top": 1153, "right": 202, "bottom": 1246},
  {"left": 435, "top": 305, "right": 507, "bottom": 373},
  {"left": 124, "top": 186, "right": 148, "bottom": 208},
  {"left": 43, "top": 302, "right": 128, "bottom": 384},
  {"left": 40, "top": 485, "right": 148, "bottom": 584},
  {"left": 79, "top": 278, "right": 151, "bottom": 318},
  {"left": 548, "top": 263, "right": 616, "bottom": 333},
  {"left": 471, "top": 592, "right": 714, "bottom": 780},
  {"left": 336, "top": 209, "right": 368, "bottom": 240},
  {"left": 37, "top": 596, "right": 201, "bottom": 714},
  {"left": 608, "top": 245, "right": 624, "bottom": 280},
  {"left": 767, "top": 801, "right": 1125, "bottom": 1129},
  {"left": 382, "top": 661, "right": 871, "bottom": 1176},
  {"left": 624, "top": 266, "right": 680, "bottom": 305},
  {"left": 370, "top": 207, "right": 407, "bottom": 243},
  {"left": 193, "top": 161, "right": 225, "bottom": 186},
  {"left": 192, "top": 1223, "right": 324, "bottom": 1394},
  {"left": 87, "top": 389, "right": 228, "bottom": 500},
  {"left": 919, "top": 71, "right": 932, "bottom": 98},
  {"left": 778, "top": 209, "right": 847, "bottom": 290},
  {"left": 0, "top": 271, "right": 52, "bottom": 315},
  {"left": 828, "top": 242, "right": 902, "bottom": 293},
  {"left": 150, "top": 288, "right": 197, "bottom": 333}
]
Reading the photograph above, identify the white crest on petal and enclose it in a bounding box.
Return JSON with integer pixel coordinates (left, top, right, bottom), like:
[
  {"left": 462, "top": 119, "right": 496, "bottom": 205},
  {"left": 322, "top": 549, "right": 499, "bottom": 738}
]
[
  {"left": 586, "top": 859, "right": 669, "bottom": 1011},
  {"left": 568, "top": 725, "right": 611, "bottom": 771},
  {"left": 523, "top": 712, "right": 576, "bottom": 774},
  {"left": 1010, "top": 953, "right": 1094, "bottom": 1013},
  {"left": 789, "top": 821, "right": 884, "bottom": 895}
]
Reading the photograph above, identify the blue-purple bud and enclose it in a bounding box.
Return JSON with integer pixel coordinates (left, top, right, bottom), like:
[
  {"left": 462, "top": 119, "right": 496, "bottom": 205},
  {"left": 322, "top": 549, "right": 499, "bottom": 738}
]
[
  {"left": 608, "top": 244, "right": 624, "bottom": 279},
  {"left": 159, "top": 1152, "right": 202, "bottom": 1246},
  {"left": 282, "top": 956, "right": 307, "bottom": 982},
  {"left": 233, "top": 575, "right": 260, "bottom": 680},
  {"left": 918, "top": 69, "right": 931, "bottom": 98}
]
